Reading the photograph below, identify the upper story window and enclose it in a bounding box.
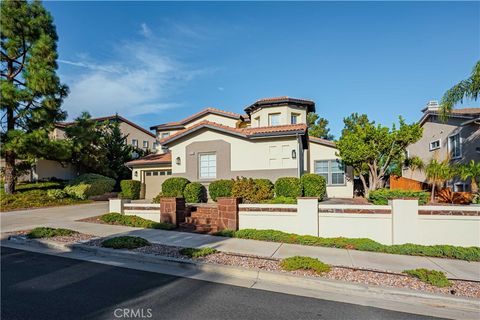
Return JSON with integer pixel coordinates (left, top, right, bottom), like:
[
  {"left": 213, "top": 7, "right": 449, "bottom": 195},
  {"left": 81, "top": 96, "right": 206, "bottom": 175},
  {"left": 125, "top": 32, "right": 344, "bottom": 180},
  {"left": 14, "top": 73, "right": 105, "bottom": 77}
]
[
  {"left": 160, "top": 132, "right": 170, "bottom": 139},
  {"left": 268, "top": 113, "right": 281, "bottom": 126},
  {"left": 291, "top": 113, "right": 300, "bottom": 124},
  {"left": 429, "top": 139, "right": 440, "bottom": 151},
  {"left": 143, "top": 141, "right": 149, "bottom": 149},
  {"left": 314, "top": 160, "right": 345, "bottom": 185},
  {"left": 152, "top": 142, "right": 158, "bottom": 150},
  {"left": 448, "top": 134, "right": 461, "bottom": 159},
  {"left": 199, "top": 153, "right": 216, "bottom": 179},
  {"left": 254, "top": 116, "right": 260, "bottom": 127},
  {"left": 131, "top": 139, "right": 138, "bottom": 147}
]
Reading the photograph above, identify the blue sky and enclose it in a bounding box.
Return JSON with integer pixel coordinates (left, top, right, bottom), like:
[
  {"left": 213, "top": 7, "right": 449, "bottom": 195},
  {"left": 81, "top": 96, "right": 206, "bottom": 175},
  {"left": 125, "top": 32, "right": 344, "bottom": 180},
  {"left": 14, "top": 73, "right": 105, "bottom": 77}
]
[{"left": 45, "top": 1, "right": 479, "bottom": 138}]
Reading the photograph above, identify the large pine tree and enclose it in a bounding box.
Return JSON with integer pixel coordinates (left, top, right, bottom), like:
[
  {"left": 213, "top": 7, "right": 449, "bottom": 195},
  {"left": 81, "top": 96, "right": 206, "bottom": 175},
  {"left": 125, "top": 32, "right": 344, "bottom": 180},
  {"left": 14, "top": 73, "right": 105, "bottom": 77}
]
[{"left": 1, "top": 0, "right": 68, "bottom": 193}]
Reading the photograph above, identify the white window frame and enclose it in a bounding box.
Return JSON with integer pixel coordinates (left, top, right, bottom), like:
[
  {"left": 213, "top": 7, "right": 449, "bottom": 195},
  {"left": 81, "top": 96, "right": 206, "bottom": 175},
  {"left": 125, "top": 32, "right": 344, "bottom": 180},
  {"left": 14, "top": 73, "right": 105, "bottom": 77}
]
[
  {"left": 160, "top": 132, "right": 170, "bottom": 139},
  {"left": 290, "top": 113, "right": 299, "bottom": 124},
  {"left": 314, "top": 159, "right": 346, "bottom": 186},
  {"left": 429, "top": 139, "right": 441, "bottom": 151},
  {"left": 448, "top": 133, "right": 462, "bottom": 159},
  {"left": 131, "top": 139, "right": 138, "bottom": 147},
  {"left": 268, "top": 113, "right": 281, "bottom": 126},
  {"left": 143, "top": 141, "right": 149, "bottom": 149},
  {"left": 198, "top": 153, "right": 217, "bottom": 180}
]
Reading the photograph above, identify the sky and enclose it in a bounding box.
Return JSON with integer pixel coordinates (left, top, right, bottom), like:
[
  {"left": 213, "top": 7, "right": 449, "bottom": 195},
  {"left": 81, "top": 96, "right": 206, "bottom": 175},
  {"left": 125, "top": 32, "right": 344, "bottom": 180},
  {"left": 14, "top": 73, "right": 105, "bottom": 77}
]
[{"left": 45, "top": 1, "right": 480, "bottom": 138}]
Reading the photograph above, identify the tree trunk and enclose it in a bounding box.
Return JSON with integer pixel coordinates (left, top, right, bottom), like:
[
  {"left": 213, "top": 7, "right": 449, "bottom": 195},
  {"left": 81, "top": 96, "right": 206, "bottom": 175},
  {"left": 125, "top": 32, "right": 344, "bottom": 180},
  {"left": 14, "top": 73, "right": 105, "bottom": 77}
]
[
  {"left": 431, "top": 184, "right": 435, "bottom": 203},
  {"left": 4, "top": 59, "right": 16, "bottom": 194},
  {"left": 359, "top": 174, "right": 369, "bottom": 198},
  {"left": 471, "top": 179, "right": 478, "bottom": 194}
]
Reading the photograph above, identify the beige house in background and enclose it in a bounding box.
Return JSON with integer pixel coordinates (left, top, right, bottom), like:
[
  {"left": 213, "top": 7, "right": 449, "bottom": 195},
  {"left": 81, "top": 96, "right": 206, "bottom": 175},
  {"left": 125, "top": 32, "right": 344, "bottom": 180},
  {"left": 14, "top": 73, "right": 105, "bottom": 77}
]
[
  {"left": 403, "top": 101, "right": 480, "bottom": 192},
  {"left": 127, "top": 97, "right": 354, "bottom": 199}
]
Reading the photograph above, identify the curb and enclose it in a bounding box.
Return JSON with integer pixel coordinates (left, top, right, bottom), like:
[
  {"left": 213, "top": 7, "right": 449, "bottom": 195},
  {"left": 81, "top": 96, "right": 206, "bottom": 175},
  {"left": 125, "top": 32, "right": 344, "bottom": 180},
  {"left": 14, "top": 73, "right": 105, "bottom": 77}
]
[{"left": 4, "top": 237, "right": 479, "bottom": 315}]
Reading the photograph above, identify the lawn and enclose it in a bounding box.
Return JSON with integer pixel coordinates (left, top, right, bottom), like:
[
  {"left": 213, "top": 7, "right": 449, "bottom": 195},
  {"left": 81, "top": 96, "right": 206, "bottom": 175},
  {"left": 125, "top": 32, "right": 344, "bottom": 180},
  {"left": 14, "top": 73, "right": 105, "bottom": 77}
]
[{"left": 0, "top": 181, "right": 90, "bottom": 212}]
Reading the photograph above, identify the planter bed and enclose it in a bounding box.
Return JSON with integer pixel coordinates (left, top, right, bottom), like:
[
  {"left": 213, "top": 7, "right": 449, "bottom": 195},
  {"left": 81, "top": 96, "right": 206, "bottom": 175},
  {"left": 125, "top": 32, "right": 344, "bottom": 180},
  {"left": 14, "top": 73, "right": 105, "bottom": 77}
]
[
  {"left": 9, "top": 230, "right": 96, "bottom": 243},
  {"left": 84, "top": 239, "right": 480, "bottom": 299}
]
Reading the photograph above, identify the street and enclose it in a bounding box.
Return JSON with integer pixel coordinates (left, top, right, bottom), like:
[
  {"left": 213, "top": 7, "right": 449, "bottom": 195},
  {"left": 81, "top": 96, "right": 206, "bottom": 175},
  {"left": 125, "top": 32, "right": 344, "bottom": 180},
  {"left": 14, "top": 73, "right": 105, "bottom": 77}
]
[{"left": 1, "top": 247, "right": 439, "bottom": 320}]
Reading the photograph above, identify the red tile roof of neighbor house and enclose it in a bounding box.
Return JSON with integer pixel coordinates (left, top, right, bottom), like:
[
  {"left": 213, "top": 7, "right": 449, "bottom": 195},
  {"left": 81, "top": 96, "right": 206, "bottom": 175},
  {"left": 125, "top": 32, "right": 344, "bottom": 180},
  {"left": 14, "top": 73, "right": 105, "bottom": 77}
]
[
  {"left": 309, "top": 136, "right": 337, "bottom": 147},
  {"left": 449, "top": 108, "right": 480, "bottom": 114},
  {"left": 125, "top": 152, "right": 172, "bottom": 166},
  {"left": 151, "top": 108, "right": 244, "bottom": 130},
  {"left": 420, "top": 107, "right": 480, "bottom": 126},
  {"left": 244, "top": 96, "right": 316, "bottom": 114}
]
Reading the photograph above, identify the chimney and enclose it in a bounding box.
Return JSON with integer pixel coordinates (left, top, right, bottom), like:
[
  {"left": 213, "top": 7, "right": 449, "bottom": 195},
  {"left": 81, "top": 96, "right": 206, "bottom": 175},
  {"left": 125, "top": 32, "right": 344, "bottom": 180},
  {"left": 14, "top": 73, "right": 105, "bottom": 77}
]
[{"left": 422, "top": 100, "right": 440, "bottom": 113}]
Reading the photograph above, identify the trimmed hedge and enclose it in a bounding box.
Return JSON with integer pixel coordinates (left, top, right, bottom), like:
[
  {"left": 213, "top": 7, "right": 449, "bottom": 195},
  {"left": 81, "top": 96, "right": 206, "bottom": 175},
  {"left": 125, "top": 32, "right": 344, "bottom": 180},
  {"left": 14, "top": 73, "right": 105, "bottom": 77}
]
[
  {"left": 27, "top": 227, "right": 76, "bottom": 239},
  {"left": 184, "top": 182, "right": 207, "bottom": 203},
  {"left": 101, "top": 236, "right": 150, "bottom": 249},
  {"left": 213, "top": 229, "right": 480, "bottom": 261},
  {"left": 254, "top": 178, "right": 274, "bottom": 199},
  {"left": 208, "top": 179, "right": 234, "bottom": 202},
  {"left": 99, "top": 213, "right": 176, "bottom": 230},
  {"left": 161, "top": 177, "right": 190, "bottom": 197},
  {"left": 261, "top": 196, "right": 297, "bottom": 204},
  {"left": 301, "top": 174, "right": 326, "bottom": 199},
  {"left": 275, "top": 177, "right": 302, "bottom": 198},
  {"left": 368, "top": 188, "right": 430, "bottom": 205},
  {"left": 281, "top": 256, "right": 331, "bottom": 274},
  {"left": 404, "top": 268, "right": 451, "bottom": 287},
  {"left": 179, "top": 247, "right": 217, "bottom": 258},
  {"left": 232, "top": 177, "right": 274, "bottom": 203},
  {"left": 64, "top": 173, "right": 115, "bottom": 200},
  {"left": 120, "top": 180, "right": 141, "bottom": 200}
]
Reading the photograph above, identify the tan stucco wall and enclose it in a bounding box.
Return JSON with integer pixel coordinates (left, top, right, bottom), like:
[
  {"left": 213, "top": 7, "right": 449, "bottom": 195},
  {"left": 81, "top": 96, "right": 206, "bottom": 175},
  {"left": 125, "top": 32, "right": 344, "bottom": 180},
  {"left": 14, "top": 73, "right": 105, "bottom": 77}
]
[
  {"left": 250, "top": 106, "right": 307, "bottom": 127},
  {"left": 131, "top": 164, "right": 172, "bottom": 199},
  {"left": 185, "top": 114, "right": 239, "bottom": 128},
  {"left": 119, "top": 122, "right": 156, "bottom": 151},
  {"left": 34, "top": 159, "right": 77, "bottom": 181},
  {"left": 307, "top": 142, "right": 354, "bottom": 198}
]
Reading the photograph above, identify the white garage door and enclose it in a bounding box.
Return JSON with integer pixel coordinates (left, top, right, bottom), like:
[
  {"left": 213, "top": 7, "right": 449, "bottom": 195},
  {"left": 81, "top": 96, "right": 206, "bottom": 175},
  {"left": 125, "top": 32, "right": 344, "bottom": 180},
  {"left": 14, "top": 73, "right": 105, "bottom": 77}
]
[{"left": 144, "top": 170, "right": 172, "bottom": 199}]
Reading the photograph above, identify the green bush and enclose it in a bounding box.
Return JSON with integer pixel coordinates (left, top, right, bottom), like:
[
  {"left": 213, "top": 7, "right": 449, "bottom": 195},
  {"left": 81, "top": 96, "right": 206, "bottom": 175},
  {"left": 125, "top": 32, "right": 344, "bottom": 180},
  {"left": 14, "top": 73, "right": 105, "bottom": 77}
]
[
  {"left": 161, "top": 177, "right": 190, "bottom": 197},
  {"left": 404, "top": 269, "right": 451, "bottom": 287},
  {"left": 101, "top": 236, "right": 150, "bottom": 249},
  {"left": 261, "top": 196, "right": 297, "bottom": 204},
  {"left": 368, "top": 188, "right": 430, "bottom": 205},
  {"left": 100, "top": 213, "right": 175, "bottom": 230},
  {"left": 184, "top": 182, "right": 207, "bottom": 203},
  {"left": 232, "top": 177, "right": 274, "bottom": 203},
  {"left": 64, "top": 173, "right": 115, "bottom": 200},
  {"left": 254, "top": 178, "right": 274, "bottom": 199},
  {"left": 221, "top": 229, "right": 480, "bottom": 261},
  {"left": 301, "top": 174, "right": 326, "bottom": 199},
  {"left": 280, "top": 256, "right": 331, "bottom": 274},
  {"left": 208, "top": 179, "right": 234, "bottom": 201},
  {"left": 275, "top": 177, "right": 302, "bottom": 198},
  {"left": 46, "top": 189, "right": 67, "bottom": 199},
  {"left": 120, "top": 180, "right": 141, "bottom": 200},
  {"left": 472, "top": 192, "right": 480, "bottom": 204},
  {"left": 179, "top": 247, "right": 217, "bottom": 258},
  {"left": 212, "top": 229, "right": 235, "bottom": 237},
  {"left": 27, "top": 227, "right": 76, "bottom": 239}
]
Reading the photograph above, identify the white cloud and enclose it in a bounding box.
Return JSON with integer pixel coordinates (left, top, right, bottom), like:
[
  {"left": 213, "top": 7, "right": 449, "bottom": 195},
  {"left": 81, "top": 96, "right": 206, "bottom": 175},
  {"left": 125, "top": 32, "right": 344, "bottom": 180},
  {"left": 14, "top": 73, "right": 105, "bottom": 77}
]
[{"left": 60, "top": 23, "right": 206, "bottom": 119}]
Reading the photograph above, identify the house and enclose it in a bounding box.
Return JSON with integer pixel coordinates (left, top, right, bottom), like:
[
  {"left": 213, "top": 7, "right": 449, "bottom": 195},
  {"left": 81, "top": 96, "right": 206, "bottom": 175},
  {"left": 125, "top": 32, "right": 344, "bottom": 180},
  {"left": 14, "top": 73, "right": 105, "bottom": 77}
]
[
  {"left": 25, "top": 115, "right": 157, "bottom": 181},
  {"left": 402, "top": 101, "right": 480, "bottom": 191},
  {"left": 126, "top": 97, "right": 354, "bottom": 199}
]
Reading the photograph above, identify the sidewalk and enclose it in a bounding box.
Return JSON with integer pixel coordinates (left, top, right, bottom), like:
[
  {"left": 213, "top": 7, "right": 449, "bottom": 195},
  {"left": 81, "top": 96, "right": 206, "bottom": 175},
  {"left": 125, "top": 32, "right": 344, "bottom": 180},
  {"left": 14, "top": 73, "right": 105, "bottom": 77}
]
[{"left": 1, "top": 203, "right": 479, "bottom": 281}]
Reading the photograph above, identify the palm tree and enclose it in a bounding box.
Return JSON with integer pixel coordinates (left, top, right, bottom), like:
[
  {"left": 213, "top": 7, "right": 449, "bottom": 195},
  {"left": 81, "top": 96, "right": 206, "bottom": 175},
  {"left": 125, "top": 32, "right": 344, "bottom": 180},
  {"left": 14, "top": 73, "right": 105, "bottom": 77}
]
[
  {"left": 456, "top": 160, "right": 480, "bottom": 193},
  {"left": 425, "top": 158, "right": 454, "bottom": 203},
  {"left": 440, "top": 61, "right": 480, "bottom": 119},
  {"left": 405, "top": 156, "right": 424, "bottom": 179}
]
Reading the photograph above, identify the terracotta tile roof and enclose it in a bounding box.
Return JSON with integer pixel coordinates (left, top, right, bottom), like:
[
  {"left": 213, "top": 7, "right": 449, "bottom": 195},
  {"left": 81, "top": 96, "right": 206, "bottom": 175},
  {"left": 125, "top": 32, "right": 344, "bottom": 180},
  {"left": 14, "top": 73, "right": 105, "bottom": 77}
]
[
  {"left": 255, "top": 96, "right": 315, "bottom": 104},
  {"left": 309, "top": 136, "right": 337, "bottom": 147},
  {"left": 159, "top": 120, "right": 308, "bottom": 145},
  {"left": 245, "top": 96, "right": 316, "bottom": 114},
  {"left": 420, "top": 107, "right": 480, "bottom": 126},
  {"left": 125, "top": 152, "right": 172, "bottom": 166},
  {"left": 151, "top": 107, "right": 243, "bottom": 130},
  {"left": 450, "top": 108, "right": 480, "bottom": 115}
]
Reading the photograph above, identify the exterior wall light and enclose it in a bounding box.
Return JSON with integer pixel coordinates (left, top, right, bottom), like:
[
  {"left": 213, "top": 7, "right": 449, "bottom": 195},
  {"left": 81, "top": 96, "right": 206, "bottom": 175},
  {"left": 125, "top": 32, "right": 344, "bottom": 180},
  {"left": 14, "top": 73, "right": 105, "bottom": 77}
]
[
  {"left": 292, "top": 150, "right": 296, "bottom": 159},
  {"left": 134, "top": 171, "right": 138, "bottom": 177},
  {"left": 175, "top": 157, "right": 181, "bottom": 165}
]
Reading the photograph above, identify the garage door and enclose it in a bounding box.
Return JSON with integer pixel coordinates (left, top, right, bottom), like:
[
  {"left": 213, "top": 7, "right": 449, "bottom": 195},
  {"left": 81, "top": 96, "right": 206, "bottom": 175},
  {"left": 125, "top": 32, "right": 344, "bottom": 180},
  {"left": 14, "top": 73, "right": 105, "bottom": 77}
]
[{"left": 144, "top": 170, "right": 172, "bottom": 199}]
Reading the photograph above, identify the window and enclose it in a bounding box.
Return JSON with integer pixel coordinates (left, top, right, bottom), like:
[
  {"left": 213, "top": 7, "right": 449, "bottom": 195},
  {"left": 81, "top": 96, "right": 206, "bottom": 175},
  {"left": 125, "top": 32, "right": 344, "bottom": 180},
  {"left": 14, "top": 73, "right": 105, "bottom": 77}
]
[
  {"left": 160, "top": 132, "right": 170, "bottom": 139},
  {"left": 291, "top": 113, "right": 299, "bottom": 124},
  {"left": 131, "top": 139, "right": 138, "bottom": 147},
  {"left": 448, "top": 134, "right": 461, "bottom": 159},
  {"left": 199, "top": 154, "right": 216, "bottom": 179},
  {"left": 152, "top": 171, "right": 158, "bottom": 176},
  {"left": 152, "top": 142, "right": 158, "bottom": 150},
  {"left": 454, "top": 183, "right": 468, "bottom": 192},
  {"left": 143, "top": 141, "right": 149, "bottom": 149},
  {"left": 166, "top": 171, "right": 172, "bottom": 175},
  {"left": 314, "top": 159, "right": 346, "bottom": 185},
  {"left": 268, "top": 113, "right": 281, "bottom": 126},
  {"left": 429, "top": 139, "right": 440, "bottom": 151},
  {"left": 254, "top": 116, "right": 260, "bottom": 127}
]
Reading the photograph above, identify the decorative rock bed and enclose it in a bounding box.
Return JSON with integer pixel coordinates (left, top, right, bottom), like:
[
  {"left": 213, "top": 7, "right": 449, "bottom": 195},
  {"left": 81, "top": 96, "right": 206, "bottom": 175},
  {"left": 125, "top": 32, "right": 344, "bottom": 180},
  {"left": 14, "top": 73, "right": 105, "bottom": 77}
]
[{"left": 8, "top": 230, "right": 96, "bottom": 243}]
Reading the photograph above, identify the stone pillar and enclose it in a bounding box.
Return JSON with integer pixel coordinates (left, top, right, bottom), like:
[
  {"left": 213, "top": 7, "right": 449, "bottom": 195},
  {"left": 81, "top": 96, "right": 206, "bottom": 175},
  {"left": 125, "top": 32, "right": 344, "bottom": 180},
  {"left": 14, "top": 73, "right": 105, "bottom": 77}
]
[
  {"left": 391, "top": 199, "right": 419, "bottom": 245},
  {"left": 160, "top": 197, "right": 186, "bottom": 225},
  {"left": 109, "top": 198, "right": 130, "bottom": 214},
  {"left": 217, "top": 197, "right": 240, "bottom": 231},
  {"left": 297, "top": 197, "right": 319, "bottom": 236}
]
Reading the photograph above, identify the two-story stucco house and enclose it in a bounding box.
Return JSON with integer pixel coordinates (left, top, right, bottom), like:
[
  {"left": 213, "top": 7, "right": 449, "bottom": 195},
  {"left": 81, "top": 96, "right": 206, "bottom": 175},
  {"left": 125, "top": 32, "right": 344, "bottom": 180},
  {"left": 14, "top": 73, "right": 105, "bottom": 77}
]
[
  {"left": 403, "top": 101, "right": 480, "bottom": 192},
  {"left": 127, "top": 97, "right": 354, "bottom": 199}
]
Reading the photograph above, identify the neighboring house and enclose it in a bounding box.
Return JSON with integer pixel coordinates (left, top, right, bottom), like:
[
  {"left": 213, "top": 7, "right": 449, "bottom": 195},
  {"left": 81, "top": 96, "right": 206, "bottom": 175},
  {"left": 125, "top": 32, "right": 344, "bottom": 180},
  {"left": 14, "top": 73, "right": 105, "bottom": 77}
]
[
  {"left": 403, "top": 101, "right": 480, "bottom": 192},
  {"left": 127, "top": 97, "right": 354, "bottom": 199}
]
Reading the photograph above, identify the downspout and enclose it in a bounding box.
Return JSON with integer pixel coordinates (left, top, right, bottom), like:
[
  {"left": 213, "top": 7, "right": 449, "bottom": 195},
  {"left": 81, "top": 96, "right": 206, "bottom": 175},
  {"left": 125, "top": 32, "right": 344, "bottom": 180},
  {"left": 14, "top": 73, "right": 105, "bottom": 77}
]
[{"left": 297, "top": 133, "right": 304, "bottom": 178}]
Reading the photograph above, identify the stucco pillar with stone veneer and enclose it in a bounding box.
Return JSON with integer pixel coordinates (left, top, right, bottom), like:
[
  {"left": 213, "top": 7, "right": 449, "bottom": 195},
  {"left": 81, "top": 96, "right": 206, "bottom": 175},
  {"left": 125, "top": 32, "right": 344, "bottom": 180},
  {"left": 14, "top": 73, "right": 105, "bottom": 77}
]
[
  {"left": 160, "top": 197, "right": 187, "bottom": 225},
  {"left": 217, "top": 197, "right": 240, "bottom": 230},
  {"left": 391, "top": 198, "right": 419, "bottom": 245}
]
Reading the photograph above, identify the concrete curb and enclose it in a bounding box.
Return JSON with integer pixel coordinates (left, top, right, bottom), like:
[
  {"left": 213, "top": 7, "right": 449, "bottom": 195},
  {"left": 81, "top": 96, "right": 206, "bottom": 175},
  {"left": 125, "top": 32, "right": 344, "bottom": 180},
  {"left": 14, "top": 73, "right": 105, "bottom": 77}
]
[{"left": 3, "top": 238, "right": 480, "bottom": 319}]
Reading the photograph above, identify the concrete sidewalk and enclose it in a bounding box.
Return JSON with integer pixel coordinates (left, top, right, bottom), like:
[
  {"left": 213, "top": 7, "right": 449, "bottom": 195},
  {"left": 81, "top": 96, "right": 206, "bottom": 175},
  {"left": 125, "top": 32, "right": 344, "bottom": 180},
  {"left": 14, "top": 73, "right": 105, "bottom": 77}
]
[{"left": 1, "top": 203, "right": 479, "bottom": 281}]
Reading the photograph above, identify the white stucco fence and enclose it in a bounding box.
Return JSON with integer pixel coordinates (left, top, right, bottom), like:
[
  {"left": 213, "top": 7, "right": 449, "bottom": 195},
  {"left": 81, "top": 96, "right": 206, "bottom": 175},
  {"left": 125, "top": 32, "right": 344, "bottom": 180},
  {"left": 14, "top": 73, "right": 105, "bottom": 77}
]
[{"left": 109, "top": 199, "right": 161, "bottom": 222}]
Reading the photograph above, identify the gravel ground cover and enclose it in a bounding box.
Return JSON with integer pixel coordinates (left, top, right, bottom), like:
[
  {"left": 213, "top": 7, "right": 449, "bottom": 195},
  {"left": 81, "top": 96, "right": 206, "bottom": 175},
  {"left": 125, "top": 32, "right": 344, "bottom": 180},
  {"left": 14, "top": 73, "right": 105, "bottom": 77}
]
[{"left": 9, "top": 230, "right": 96, "bottom": 243}]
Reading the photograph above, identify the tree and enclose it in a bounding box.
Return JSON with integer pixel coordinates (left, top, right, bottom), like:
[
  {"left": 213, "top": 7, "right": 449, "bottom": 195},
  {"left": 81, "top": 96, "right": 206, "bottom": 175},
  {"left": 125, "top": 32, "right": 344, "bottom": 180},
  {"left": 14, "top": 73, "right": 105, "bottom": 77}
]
[
  {"left": 307, "top": 112, "right": 334, "bottom": 140},
  {"left": 405, "top": 156, "right": 425, "bottom": 179},
  {"left": 1, "top": 0, "right": 68, "bottom": 193},
  {"left": 425, "top": 158, "right": 454, "bottom": 203},
  {"left": 456, "top": 160, "right": 480, "bottom": 194},
  {"left": 440, "top": 61, "right": 480, "bottom": 118},
  {"left": 336, "top": 113, "right": 422, "bottom": 197}
]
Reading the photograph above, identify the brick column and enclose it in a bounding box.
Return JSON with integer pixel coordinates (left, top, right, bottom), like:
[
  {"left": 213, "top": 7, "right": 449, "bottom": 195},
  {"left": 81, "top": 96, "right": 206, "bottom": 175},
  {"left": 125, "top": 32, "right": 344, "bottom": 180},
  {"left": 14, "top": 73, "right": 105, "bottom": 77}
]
[
  {"left": 160, "top": 197, "right": 186, "bottom": 225},
  {"left": 217, "top": 197, "right": 240, "bottom": 231}
]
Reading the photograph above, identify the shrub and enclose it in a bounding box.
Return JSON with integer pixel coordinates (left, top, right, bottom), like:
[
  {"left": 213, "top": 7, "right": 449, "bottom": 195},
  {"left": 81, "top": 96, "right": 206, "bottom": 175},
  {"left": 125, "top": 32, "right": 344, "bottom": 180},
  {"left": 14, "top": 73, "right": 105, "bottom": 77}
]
[
  {"left": 120, "top": 180, "right": 141, "bottom": 200},
  {"left": 232, "top": 177, "right": 274, "bottom": 203},
  {"left": 261, "top": 196, "right": 297, "bottom": 204},
  {"left": 161, "top": 177, "right": 190, "bottom": 197},
  {"left": 301, "top": 174, "right": 326, "bottom": 199},
  {"left": 254, "top": 178, "right": 274, "bottom": 200},
  {"left": 404, "top": 269, "right": 451, "bottom": 287},
  {"left": 179, "top": 247, "right": 217, "bottom": 258},
  {"left": 184, "top": 182, "right": 207, "bottom": 203},
  {"left": 64, "top": 173, "right": 115, "bottom": 200},
  {"left": 275, "top": 177, "right": 302, "bottom": 198},
  {"left": 27, "top": 227, "right": 76, "bottom": 239},
  {"left": 46, "top": 189, "right": 67, "bottom": 199},
  {"left": 212, "top": 229, "right": 235, "bottom": 237},
  {"left": 101, "top": 236, "right": 150, "bottom": 249},
  {"left": 99, "top": 213, "right": 176, "bottom": 230},
  {"left": 473, "top": 192, "right": 480, "bottom": 204},
  {"left": 280, "top": 256, "right": 331, "bottom": 274},
  {"left": 208, "top": 179, "right": 234, "bottom": 201},
  {"left": 368, "top": 189, "right": 430, "bottom": 205}
]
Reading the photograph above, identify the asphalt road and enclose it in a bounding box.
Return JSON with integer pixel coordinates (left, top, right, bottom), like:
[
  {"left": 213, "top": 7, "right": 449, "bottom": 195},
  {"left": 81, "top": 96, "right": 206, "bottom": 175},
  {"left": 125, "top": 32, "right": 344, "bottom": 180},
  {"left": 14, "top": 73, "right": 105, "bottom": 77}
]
[{"left": 1, "top": 247, "right": 441, "bottom": 320}]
